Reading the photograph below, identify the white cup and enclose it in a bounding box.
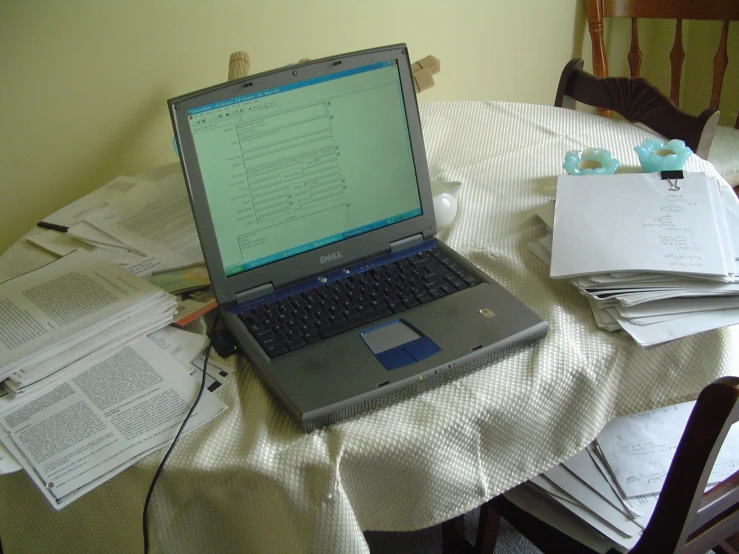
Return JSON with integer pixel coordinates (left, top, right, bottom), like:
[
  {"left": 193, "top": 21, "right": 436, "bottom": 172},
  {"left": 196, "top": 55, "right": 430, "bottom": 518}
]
[{"left": 430, "top": 181, "right": 462, "bottom": 230}]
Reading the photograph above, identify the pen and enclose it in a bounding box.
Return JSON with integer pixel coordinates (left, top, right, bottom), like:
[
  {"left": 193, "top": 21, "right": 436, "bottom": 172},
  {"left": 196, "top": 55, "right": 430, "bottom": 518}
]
[{"left": 37, "top": 221, "right": 69, "bottom": 233}]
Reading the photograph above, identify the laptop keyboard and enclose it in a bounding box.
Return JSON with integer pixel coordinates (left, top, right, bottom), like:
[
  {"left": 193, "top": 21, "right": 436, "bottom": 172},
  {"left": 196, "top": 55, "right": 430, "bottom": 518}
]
[{"left": 238, "top": 247, "right": 482, "bottom": 358}]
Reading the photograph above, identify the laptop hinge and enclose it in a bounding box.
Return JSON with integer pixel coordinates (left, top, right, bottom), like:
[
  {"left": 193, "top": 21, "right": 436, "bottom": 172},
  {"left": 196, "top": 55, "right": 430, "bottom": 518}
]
[
  {"left": 235, "top": 283, "right": 274, "bottom": 305},
  {"left": 389, "top": 233, "right": 424, "bottom": 253}
]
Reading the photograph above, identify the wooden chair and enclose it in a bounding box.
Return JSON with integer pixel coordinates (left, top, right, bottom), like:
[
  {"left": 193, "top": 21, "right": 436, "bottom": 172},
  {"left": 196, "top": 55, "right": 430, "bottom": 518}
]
[
  {"left": 584, "top": 0, "right": 739, "bottom": 182},
  {"left": 453, "top": 376, "right": 739, "bottom": 553},
  {"left": 555, "top": 58, "right": 720, "bottom": 159}
]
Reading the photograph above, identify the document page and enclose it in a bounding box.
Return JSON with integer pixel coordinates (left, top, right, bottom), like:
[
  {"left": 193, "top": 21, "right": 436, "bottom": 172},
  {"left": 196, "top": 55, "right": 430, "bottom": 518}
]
[
  {"left": 550, "top": 173, "right": 730, "bottom": 279},
  {"left": 85, "top": 173, "right": 203, "bottom": 275},
  {"left": 41, "top": 175, "right": 147, "bottom": 228},
  {"left": 146, "top": 326, "right": 208, "bottom": 369},
  {"left": 596, "top": 401, "right": 739, "bottom": 497},
  {"left": 0, "top": 250, "right": 173, "bottom": 380},
  {"left": 0, "top": 336, "right": 227, "bottom": 509}
]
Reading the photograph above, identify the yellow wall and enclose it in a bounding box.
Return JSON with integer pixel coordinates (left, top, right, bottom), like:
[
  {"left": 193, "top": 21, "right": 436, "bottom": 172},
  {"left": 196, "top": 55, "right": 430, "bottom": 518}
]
[
  {"left": 3, "top": 1, "right": 737, "bottom": 257},
  {"left": 1, "top": 0, "right": 586, "bottom": 255}
]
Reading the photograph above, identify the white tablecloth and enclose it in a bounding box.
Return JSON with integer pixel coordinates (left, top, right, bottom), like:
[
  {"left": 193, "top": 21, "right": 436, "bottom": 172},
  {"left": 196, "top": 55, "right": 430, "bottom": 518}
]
[{"left": 1, "top": 101, "right": 737, "bottom": 554}]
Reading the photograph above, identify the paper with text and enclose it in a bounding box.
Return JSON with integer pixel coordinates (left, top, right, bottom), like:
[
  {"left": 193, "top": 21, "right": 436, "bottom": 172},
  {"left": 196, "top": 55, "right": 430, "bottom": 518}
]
[
  {"left": 84, "top": 173, "right": 203, "bottom": 277},
  {"left": 0, "top": 337, "right": 227, "bottom": 509},
  {"left": 596, "top": 400, "right": 739, "bottom": 497},
  {"left": 41, "top": 176, "right": 147, "bottom": 228},
  {"left": 550, "top": 173, "right": 730, "bottom": 280},
  {"left": 0, "top": 250, "right": 175, "bottom": 382}
]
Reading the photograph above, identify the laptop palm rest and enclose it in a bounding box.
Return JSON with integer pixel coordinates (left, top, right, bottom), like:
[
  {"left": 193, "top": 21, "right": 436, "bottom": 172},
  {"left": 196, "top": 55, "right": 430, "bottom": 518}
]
[{"left": 361, "top": 319, "right": 440, "bottom": 370}]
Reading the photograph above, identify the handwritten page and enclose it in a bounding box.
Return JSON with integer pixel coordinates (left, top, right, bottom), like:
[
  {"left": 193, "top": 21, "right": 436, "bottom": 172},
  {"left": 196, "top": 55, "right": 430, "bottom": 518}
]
[
  {"left": 504, "top": 485, "right": 619, "bottom": 553},
  {"left": 542, "top": 464, "right": 641, "bottom": 533},
  {"left": 529, "top": 475, "right": 641, "bottom": 550},
  {"left": 560, "top": 448, "right": 636, "bottom": 519},
  {"left": 550, "top": 173, "right": 730, "bottom": 280},
  {"left": 596, "top": 401, "right": 739, "bottom": 497},
  {"left": 719, "top": 183, "right": 739, "bottom": 275}
]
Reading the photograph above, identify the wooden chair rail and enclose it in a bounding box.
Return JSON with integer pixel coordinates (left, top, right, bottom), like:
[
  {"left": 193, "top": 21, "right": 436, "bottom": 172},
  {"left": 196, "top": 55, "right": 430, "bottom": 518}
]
[
  {"left": 586, "top": 0, "right": 739, "bottom": 128},
  {"left": 555, "top": 59, "right": 719, "bottom": 159},
  {"left": 604, "top": 1, "right": 739, "bottom": 21}
]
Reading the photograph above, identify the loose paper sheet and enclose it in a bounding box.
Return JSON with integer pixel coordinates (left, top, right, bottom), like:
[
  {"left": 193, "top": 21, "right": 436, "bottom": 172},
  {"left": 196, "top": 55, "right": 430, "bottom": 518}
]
[
  {"left": 84, "top": 173, "right": 203, "bottom": 277},
  {"left": 596, "top": 401, "right": 739, "bottom": 497}
]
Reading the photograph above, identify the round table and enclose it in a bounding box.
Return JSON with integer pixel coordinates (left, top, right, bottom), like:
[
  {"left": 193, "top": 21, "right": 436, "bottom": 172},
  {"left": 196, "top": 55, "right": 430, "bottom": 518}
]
[{"left": 1, "top": 101, "right": 737, "bottom": 554}]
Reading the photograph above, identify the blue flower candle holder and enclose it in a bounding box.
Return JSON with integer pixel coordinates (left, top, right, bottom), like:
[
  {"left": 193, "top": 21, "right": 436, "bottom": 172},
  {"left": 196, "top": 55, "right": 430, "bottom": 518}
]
[
  {"left": 634, "top": 138, "right": 692, "bottom": 172},
  {"left": 563, "top": 148, "right": 620, "bottom": 176}
]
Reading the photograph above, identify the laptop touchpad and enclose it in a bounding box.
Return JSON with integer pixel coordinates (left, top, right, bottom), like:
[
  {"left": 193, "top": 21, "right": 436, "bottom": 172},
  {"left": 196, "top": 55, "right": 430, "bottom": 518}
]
[{"left": 361, "top": 320, "right": 440, "bottom": 370}]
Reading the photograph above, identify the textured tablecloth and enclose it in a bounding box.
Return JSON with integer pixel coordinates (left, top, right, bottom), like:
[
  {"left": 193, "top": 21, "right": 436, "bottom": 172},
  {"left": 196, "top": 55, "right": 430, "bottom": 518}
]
[{"left": 1, "top": 101, "right": 738, "bottom": 554}]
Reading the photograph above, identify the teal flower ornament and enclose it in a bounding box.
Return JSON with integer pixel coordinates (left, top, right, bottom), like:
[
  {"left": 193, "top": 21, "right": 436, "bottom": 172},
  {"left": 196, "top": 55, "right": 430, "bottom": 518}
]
[
  {"left": 563, "top": 148, "right": 620, "bottom": 176},
  {"left": 634, "top": 138, "right": 692, "bottom": 172}
]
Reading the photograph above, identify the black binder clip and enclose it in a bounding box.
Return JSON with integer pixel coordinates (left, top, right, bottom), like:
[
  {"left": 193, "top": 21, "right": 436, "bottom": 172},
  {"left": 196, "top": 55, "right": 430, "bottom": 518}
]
[{"left": 661, "top": 170, "right": 684, "bottom": 191}]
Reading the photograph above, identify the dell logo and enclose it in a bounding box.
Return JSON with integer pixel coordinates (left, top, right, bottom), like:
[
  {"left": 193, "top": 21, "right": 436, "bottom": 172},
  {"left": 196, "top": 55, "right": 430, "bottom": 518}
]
[{"left": 320, "top": 251, "right": 342, "bottom": 264}]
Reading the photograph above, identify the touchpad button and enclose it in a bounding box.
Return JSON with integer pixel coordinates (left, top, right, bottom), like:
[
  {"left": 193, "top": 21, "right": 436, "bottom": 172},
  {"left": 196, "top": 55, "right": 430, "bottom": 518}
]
[{"left": 361, "top": 320, "right": 440, "bottom": 370}]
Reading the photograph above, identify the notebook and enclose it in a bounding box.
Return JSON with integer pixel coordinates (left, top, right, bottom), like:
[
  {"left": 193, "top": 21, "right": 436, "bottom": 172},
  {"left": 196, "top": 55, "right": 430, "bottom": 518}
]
[{"left": 169, "top": 44, "right": 548, "bottom": 429}]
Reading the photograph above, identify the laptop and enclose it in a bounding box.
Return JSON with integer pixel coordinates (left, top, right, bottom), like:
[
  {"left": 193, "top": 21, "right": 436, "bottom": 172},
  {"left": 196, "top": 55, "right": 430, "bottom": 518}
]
[{"left": 169, "top": 44, "right": 548, "bottom": 430}]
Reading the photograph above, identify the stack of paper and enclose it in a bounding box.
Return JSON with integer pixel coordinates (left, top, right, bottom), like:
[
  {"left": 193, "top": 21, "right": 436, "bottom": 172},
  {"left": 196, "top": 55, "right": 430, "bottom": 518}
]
[
  {"left": 0, "top": 250, "right": 177, "bottom": 399},
  {"left": 29, "top": 171, "right": 216, "bottom": 325},
  {"left": 514, "top": 401, "right": 739, "bottom": 551},
  {"left": 530, "top": 172, "right": 739, "bottom": 345},
  {"left": 0, "top": 251, "right": 231, "bottom": 509},
  {"left": 32, "top": 172, "right": 204, "bottom": 278},
  {"left": 0, "top": 326, "right": 228, "bottom": 509},
  {"left": 0, "top": 168, "right": 230, "bottom": 509}
]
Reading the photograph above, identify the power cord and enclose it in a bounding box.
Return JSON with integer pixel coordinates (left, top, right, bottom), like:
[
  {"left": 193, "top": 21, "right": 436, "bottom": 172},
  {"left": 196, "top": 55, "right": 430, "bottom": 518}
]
[{"left": 142, "top": 313, "right": 220, "bottom": 553}]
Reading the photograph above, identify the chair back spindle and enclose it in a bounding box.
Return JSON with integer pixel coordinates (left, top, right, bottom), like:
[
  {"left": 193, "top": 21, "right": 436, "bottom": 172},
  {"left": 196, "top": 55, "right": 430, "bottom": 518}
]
[{"left": 585, "top": 0, "right": 739, "bottom": 128}]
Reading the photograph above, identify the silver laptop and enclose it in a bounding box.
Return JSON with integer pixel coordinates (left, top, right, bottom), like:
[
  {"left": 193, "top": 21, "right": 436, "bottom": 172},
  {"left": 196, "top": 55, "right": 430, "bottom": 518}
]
[{"left": 169, "top": 44, "right": 548, "bottom": 429}]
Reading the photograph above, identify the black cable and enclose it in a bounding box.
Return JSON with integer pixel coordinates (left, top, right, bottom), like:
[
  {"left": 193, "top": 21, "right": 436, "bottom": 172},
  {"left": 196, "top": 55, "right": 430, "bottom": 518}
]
[{"left": 142, "top": 313, "right": 220, "bottom": 553}]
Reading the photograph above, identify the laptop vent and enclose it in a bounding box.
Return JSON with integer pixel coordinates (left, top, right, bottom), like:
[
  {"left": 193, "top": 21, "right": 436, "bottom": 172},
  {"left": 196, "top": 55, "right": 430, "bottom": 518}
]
[{"left": 303, "top": 328, "right": 547, "bottom": 431}]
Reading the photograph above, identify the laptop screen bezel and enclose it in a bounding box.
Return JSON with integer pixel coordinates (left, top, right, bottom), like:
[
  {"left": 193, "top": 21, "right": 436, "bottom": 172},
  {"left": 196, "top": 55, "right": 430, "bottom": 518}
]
[{"left": 169, "top": 44, "right": 436, "bottom": 306}]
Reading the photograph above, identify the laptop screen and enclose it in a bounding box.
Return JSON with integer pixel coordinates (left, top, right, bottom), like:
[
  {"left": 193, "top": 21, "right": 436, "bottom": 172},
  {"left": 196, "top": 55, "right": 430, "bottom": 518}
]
[{"left": 186, "top": 60, "right": 422, "bottom": 278}]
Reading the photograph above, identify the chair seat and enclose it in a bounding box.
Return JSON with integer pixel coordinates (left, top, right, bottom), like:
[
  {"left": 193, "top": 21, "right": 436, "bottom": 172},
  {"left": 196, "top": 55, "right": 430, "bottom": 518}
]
[{"left": 708, "top": 125, "right": 739, "bottom": 187}]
